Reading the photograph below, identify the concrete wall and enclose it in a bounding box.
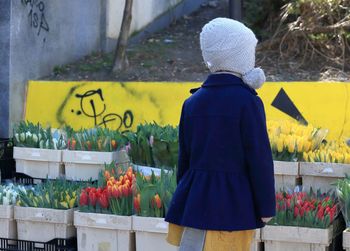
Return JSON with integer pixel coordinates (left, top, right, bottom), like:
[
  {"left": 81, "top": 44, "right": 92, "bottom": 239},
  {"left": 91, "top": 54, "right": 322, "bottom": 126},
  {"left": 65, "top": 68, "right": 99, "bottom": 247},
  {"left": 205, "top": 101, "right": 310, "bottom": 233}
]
[
  {"left": 107, "top": 0, "right": 182, "bottom": 39},
  {"left": 2, "top": 0, "right": 207, "bottom": 137},
  {"left": 0, "top": 0, "right": 11, "bottom": 138},
  {"left": 9, "top": 0, "right": 104, "bottom": 134}
]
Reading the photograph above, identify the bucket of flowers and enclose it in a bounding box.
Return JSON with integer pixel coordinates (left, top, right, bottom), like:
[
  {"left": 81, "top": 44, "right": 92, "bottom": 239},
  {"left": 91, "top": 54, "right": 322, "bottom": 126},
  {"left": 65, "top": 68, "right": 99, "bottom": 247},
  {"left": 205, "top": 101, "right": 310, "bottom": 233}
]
[
  {"left": 300, "top": 140, "right": 350, "bottom": 193},
  {"left": 63, "top": 127, "right": 129, "bottom": 180},
  {"left": 0, "top": 184, "right": 21, "bottom": 239},
  {"left": 335, "top": 176, "right": 350, "bottom": 250},
  {"left": 14, "top": 179, "right": 81, "bottom": 242},
  {"left": 13, "top": 121, "right": 66, "bottom": 179},
  {"left": 132, "top": 168, "right": 177, "bottom": 251},
  {"left": 74, "top": 163, "right": 134, "bottom": 251},
  {"left": 267, "top": 120, "right": 328, "bottom": 191},
  {"left": 262, "top": 189, "right": 343, "bottom": 251}
]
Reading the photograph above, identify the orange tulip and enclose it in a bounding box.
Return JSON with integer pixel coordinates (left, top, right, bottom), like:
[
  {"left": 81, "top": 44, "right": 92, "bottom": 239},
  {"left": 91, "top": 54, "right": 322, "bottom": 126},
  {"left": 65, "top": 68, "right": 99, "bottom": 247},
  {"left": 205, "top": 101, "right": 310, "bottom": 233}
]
[
  {"left": 154, "top": 194, "right": 162, "bottom": 209},
  {"left": 134, "top": 194, "right": 141, "bottom": 213},
  {"left": 111, "top": 140, "right": 117, "bottom": 150}
]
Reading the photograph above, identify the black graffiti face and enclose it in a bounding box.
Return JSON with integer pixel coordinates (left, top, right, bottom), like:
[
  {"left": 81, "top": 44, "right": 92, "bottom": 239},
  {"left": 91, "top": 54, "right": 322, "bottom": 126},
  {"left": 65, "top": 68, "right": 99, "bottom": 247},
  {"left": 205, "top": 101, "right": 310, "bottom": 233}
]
[
  {"left": 22, "top": 0, "right": 49, "bottom": 37},
  {"left": 71, "top": 88, "right": 134, "bottom": 131}
]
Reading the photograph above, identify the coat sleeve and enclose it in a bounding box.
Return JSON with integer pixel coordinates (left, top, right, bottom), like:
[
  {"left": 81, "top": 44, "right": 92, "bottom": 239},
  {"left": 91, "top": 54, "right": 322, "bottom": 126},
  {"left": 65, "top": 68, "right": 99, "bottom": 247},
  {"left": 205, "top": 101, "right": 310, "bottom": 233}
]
[
  {"left": 177, "top": 102, "right": 190, "bottom": 184},
  {"left": 241, "top": 96, "right": 276, "bottom": 218}
]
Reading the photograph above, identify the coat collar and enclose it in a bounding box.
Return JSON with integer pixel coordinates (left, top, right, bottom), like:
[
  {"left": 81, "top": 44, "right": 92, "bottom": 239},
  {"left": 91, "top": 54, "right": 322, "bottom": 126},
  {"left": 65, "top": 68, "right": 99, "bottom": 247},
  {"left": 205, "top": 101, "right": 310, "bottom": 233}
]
[{"left": 201, "top": 73, "right": 257, "bottom": 95}]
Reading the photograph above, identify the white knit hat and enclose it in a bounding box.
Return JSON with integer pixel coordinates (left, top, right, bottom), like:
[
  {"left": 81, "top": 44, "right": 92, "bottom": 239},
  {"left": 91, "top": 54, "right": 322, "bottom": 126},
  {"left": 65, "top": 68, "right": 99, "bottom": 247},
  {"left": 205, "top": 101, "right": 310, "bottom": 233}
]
[{"left": 200, "top": 17, "right": 266, "bottom": 89}]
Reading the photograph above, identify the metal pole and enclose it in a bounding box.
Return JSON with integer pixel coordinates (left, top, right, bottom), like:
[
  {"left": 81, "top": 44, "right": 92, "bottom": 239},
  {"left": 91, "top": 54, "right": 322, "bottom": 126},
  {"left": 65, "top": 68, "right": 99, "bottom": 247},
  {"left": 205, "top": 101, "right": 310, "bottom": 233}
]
[{"left": 229, "top": 0, "right": 242, "bottom": 21}]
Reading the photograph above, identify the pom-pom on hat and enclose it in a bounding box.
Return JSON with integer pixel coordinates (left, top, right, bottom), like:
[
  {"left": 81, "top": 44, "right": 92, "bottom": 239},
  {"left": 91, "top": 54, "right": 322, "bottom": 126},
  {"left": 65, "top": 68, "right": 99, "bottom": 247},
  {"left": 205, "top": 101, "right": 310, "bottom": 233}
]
[{"left": 200, "top": 17, "right": 266, "bottom": 89}]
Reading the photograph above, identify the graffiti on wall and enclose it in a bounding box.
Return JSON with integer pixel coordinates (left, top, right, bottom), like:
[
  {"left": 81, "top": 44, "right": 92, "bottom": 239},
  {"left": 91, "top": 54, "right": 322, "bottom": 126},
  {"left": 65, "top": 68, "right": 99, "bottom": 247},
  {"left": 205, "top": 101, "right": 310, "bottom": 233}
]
[
  {"left": 21, "top": 0, "right": 49, "bottom": 41},
  {"left": 25, "top": 81, "right": 350, "bottom": 140},
  {"left": 57, "top": 85, "right": 134, "bottom": 131}
]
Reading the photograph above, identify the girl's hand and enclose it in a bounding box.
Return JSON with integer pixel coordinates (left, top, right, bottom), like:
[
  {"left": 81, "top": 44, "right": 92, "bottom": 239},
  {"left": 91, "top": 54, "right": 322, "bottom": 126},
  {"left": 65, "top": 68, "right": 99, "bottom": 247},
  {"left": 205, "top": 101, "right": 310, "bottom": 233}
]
[{"left": 261, "top": 217, "right": 272, "bottom": 223}]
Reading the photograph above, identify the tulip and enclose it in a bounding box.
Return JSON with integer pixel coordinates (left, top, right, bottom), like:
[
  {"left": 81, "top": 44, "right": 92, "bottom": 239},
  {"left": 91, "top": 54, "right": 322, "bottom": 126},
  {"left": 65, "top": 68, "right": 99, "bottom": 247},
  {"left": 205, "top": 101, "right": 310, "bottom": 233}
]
[
  {"left": 134, "top": 194, "right": 141, "bottom": 213},
  {"left": 79, "top": 192, "right": 89, "bottom": 206},
  {"left": 276, "top": 138, "right": 284, "bottom": 153},
  {"left": 98, "top": 193, "right": 109, "bottom": 209},
  {"left": 287, "top": 138, "right": 296, "bottom": 153},
  {"left": 154, "top": 194, "right": 162, "bottom": 209},
  {"left": 88, "top": 191, "right": 97, "bottom": 207},
  {"left": 111, "top": 140, "right": 117, "bottom": 150}
]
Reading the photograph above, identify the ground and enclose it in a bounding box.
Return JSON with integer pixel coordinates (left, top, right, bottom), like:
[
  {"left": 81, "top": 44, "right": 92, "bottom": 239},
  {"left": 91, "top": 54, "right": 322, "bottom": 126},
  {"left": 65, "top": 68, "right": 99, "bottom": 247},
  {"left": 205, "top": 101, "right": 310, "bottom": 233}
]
[{"left": 44, "top": 1, "right": 350, "bottom": 83}]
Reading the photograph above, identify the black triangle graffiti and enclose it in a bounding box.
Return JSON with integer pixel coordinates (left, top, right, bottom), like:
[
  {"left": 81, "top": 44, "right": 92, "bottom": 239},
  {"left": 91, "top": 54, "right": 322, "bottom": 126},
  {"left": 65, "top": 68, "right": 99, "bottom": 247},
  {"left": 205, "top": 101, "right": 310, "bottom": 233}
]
[{"left": 271, "top": 88, "right": 308, "bottom": 125}]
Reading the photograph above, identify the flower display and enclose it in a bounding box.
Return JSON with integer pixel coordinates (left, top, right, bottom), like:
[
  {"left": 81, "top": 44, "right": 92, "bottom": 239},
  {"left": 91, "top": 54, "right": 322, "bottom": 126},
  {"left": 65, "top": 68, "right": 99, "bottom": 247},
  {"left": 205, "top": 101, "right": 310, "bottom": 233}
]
[
  {"left": 133, "top": 168, "right": 177, "bottom": 218},
  {"left": 303, "top": 141, "right": 350, "bottom": 164},
  {"left": 270, "top": 190, "right": 338, "bottom": 228},
  {"left": 17, "top": 180, "right": 81, "bottom": 209},
  {"left": 13, "top": 121, "right": 66, "bottom": 150},
  {"left": 0, "top": 184, "right": 23, "bottom": 206},
  {"left": 125, "top": 123, "right": 179, "bottom": 169},
  {"left": 336, "top": 175, "right": 350, "bottom": 227},
  {"left": 67, "top": 127, "right": 126, "bottom": 152},
  {"left": 267, "top": 120, "right": 328, "bottom": 161},
  {"left": 78, "top": 164, "right": 134, "bottom": 215}
]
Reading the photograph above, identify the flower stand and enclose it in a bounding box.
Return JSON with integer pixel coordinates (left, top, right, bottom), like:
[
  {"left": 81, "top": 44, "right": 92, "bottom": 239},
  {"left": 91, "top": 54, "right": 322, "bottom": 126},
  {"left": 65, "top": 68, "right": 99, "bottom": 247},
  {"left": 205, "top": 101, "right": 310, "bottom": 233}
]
[
  {"left": 133, "top": 216, "right": 178, "bottom": 251},
  {"left": 14, "top": 207, "right": 75, "bottom": 242},
  {"left": 13, "top": 147, "right": 63, "bottom": 179},
  {"left": 300, "top": 162, "right": 350, "bottom": 192},
  {"left": 273, "top": 161, "right": 299, "bottom": 191},
  {"left": 63, "top": 150, "right": 129, "bottom": 180},
  {"left": 74, "top": 211, "right": 134, "bottom": 251},
  {"left": 0, "top": 205, "right": 16, "bottom": 239}
]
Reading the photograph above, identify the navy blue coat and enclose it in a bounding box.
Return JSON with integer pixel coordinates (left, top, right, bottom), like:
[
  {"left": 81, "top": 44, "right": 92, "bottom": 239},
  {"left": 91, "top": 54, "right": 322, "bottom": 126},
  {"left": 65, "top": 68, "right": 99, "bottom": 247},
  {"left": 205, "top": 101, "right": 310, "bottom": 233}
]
[{"left": 165, "top": 73, "right": 276, "bottom": 231}]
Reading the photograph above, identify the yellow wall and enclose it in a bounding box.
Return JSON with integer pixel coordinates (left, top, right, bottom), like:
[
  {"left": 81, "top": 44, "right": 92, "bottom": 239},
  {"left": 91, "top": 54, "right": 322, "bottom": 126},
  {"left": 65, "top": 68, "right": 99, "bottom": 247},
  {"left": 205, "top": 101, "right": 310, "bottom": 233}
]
[{"left": 25, "top": 81, "right": 350, "bottom": 140}]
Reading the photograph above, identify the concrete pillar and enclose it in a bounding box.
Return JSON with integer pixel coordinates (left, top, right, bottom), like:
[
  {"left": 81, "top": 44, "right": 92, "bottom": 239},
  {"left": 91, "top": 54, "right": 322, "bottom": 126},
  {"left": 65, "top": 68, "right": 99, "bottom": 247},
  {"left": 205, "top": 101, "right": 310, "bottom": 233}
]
[{"left": 0, "top": 0, "right": 11, "bottom": 137}]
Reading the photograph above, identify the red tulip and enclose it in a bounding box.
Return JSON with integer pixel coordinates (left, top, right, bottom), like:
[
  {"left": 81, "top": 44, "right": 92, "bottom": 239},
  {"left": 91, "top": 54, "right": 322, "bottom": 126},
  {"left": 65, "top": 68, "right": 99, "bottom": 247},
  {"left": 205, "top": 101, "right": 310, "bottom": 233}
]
[
  {"left": 294, "top": 207, "right": 299, "bottom": 218},
  {"left": 98, "top": 192, "right": 109, "bottom": 209},
  {"left": 89, "top": 191, "right": 97, "bottom": 207},
  {"left": 134, "top": 194, "right": 141, "bottom": 213},
  {"left": 79, "top": 192, "right": 88, "bottom": 206}
]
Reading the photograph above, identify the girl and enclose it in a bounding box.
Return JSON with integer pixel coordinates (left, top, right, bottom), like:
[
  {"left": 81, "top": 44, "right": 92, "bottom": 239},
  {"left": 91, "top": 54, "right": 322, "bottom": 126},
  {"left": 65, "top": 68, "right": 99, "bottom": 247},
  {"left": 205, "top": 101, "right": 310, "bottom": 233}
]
[{"left": 165, "top": 18, "right": 276, "bottom": 251}]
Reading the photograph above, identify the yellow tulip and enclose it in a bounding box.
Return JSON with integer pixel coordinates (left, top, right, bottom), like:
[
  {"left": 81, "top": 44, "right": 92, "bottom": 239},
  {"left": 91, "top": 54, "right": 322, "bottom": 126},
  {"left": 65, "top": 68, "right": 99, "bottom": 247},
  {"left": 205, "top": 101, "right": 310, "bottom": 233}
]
[
  {"left": 69, "top": 198, "right": 76, "bottom": 208},
  {"left": 277, "top": 138, "right": 284, "bottom": 153},
  {"left": 303, "top": 140, "right": 312, "bottom": 152},
  {"left": 287, "top": 138, "right": 296, "bottom": 153},
  {"left": 60, "top": 201, "right": 69, "bottom": 209}
]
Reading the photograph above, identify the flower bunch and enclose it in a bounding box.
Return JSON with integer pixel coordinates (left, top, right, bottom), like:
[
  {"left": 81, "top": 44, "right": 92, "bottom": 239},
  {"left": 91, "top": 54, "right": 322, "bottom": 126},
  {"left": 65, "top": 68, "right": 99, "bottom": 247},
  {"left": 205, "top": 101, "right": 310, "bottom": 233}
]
[
  {"left": 270, "top": 191, "right": 338, "bottom": 228},
  {"left": 336, "top": 175, "right": 350, "bottom": 227},
  {"left": 67, "top": 128, "right": 126, "bottom": 152},
  {"left": 13, "top": 121, "right": 66, "bottom": 150},
  {"left": 78, "top": 165, "right": 134, "bottom": 215},
  {"left": 133, "top": 168, "right": 177, "bottom": 218},
  {"left": 17, "top": 180, "right": 81, "bottom": 209},
  {"left": 125, "top": 123, "right": 179, "bottom": 169},
  {"left": 303, "top": 141, "right": 350, "bottom": 164},
  {"left": 0, "top": 184, "right": 23, "bottom": 205},
  {"left": 267, "top": 120, "right": 328, "bottom": 161}
]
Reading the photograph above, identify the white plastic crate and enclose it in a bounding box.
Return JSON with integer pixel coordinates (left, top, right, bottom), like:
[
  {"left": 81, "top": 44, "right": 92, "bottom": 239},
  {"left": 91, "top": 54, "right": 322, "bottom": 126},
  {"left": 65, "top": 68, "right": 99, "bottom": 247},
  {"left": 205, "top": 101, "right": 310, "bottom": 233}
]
[
  {"left": 14, "top": 147, "right": 63, "bottom": 179},
  {"left": 273, "top": 161, "right": 299, "bottom": 191},
  {"left": 133, "top": 216, "right": 178, "bottom": 251},
  {"left": 74, "top": 211, "right": 134, "bottom": 251},
  {"left": 0, "top": 205, "right": 16, "bottom": 239},
  {"left": 262, "top": 225, "right": 334, "bottom": 251},
  {"left": 300, "top": 162, "right": 350, "bottom": 192},
  {"left": 63, "top": 150, "right": 129, "bottom": 180},
  {"left": 14, "top": 207, "right": 75, "bottom": 242}
]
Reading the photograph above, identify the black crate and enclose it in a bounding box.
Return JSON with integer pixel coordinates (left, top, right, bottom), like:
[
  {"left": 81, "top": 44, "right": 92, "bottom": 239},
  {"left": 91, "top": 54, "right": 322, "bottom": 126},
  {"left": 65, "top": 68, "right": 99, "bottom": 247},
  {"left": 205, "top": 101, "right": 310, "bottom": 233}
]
[
  {"left": 0, "top": 237, "right": 77, "bottom": 251},
  {"left": 14, "top": 173, "right": 44, "bottom": 185},
  {"left": 0, "top": 138, "right": 15, "bottom": 180}
]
